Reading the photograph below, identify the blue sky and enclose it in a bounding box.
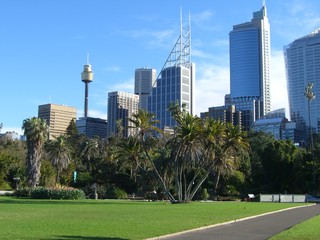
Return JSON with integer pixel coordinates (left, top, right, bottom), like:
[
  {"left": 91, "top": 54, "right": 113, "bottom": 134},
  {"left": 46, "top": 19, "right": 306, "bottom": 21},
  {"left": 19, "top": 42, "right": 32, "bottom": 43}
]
[{"left": 1, "top": 0, "right": 320, "bottom": 135}]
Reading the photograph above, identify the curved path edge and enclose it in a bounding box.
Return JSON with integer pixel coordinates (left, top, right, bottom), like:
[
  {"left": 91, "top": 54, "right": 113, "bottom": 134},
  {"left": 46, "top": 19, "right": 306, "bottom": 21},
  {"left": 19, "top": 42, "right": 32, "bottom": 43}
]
[{"left": 146, "top": 204, "right": 317, "bottom": 240}]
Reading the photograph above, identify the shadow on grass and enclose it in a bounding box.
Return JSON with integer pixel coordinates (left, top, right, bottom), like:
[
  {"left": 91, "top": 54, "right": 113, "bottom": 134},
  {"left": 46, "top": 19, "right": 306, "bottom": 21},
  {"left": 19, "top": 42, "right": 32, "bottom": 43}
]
[
  {"left": 47, "top": 236, "right": 129, "bottom": 240},
  {"left": 0, "top": 197, "right": 162, "bottom": 206}
]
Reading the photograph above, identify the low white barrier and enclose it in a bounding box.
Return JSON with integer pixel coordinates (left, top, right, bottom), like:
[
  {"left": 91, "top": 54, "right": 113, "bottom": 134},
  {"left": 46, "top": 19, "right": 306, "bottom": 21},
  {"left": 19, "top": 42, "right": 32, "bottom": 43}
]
[{"left": 260, "top": 194, "right": 306, "bottom": 203}]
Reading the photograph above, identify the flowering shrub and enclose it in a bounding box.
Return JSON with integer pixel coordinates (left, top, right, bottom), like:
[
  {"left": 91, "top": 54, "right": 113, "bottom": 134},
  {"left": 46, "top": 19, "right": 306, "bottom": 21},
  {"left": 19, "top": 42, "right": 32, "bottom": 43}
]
[{"left": 29, "top": 186, "right": 85, "bottom": 200}]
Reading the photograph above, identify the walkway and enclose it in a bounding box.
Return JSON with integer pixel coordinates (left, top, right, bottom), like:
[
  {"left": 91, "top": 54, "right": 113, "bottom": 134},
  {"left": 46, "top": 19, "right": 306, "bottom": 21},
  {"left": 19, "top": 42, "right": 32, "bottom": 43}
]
[{"left": 150, "top": 204, "right": 320, "bottom": 240}]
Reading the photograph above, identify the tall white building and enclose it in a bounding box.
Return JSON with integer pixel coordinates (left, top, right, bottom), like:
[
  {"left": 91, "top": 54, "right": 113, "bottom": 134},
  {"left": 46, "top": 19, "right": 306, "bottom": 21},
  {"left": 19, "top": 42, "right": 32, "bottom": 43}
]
[
  {"left": 284, "top": 29, "right": 320, "bottom": 142},
  {"left": 229, "top": 3, "right": 271, "bottom": 131},
  {"left": 134, "top": 68, "right": 156, "bottom": 111},
  {"left": 107, "top": 91, "right": 139, "bottom": 138}
]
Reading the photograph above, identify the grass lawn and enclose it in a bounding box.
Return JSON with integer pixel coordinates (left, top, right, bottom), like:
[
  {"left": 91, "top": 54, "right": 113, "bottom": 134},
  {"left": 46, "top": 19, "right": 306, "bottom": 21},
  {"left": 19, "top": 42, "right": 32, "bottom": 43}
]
[
  {"left": 271, "top": 215, "right": 320, "bottom": 240},
  {"left": 0, "top": 197, "right": 309, "bottom": 240}
]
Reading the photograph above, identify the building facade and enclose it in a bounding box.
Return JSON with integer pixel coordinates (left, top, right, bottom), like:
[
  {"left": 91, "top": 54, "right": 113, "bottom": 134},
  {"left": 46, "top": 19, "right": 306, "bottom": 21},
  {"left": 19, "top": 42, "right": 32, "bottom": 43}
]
[
  {"left": 38, "top": 103, "right": 77, "bottom": 139},
  {"left": 76, "top": 117, "right": 108, "bottom": 138},
  {"left": 107, "top": 91, "right": 139, "bottom": 138},
  {"left": 284, "top": 29, "right": 320, "bottom": 143},
  {"left": 229, "top": 4, "right": 271, "bottom": 130},
  {"left": 200, "top": 104, "right": 242, "bottom": 128},
  {"left": 148, "top": 14, "right": 195, "bottom": 130},
  {"left": 135, "top": 68, "right": 156, "bottom": 111}
]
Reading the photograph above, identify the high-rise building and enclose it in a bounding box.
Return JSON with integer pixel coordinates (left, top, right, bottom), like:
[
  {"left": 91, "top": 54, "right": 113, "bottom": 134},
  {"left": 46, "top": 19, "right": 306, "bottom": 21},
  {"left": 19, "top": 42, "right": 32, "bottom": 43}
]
[
  {"left": 135, "top": 68, "right": 156, "bottom": 111},
  {"left": 107, "top": 91, "right": 139, "bottom": 138},
  {"left": 76, "top": 117, "right": 108, "bottom": 138},
  {"left": 284, "top": 29, "right": 320, "bottom": 142},
  {"left": 149, "top": 14, "right": 195, "bottom": 129},
  {"left": 229, "top": 3, "right": 271, "bottom": 131},
  {"left": 38, "top": 103, "right": 77, "bottom": 139}
]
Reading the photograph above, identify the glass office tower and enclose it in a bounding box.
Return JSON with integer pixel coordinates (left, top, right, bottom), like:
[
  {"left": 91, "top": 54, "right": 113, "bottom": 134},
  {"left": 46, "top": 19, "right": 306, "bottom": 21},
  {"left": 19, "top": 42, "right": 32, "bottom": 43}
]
[
  {"left": 229, "top": 4, "right": 271, "bottom": 130},
  {"left": 148, "top": 14, "right": 195, "bottom": 130},
  {"left": 284, "top": 29, "right": 320, "bottom": 142}
]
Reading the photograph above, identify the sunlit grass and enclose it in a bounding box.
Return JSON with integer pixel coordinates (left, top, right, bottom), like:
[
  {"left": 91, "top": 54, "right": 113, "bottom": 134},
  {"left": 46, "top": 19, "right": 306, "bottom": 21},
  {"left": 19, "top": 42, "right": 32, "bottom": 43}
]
[
  {"left": 0, "top": 197, "right": 309, "bottom": 240},
  {"left": 271, "top": 215, "right": 320, "bottom": 240}
]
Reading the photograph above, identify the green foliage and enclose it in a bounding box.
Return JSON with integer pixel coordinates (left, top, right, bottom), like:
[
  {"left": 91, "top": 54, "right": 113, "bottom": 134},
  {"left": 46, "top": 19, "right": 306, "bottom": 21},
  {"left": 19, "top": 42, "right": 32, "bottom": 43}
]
[
  {"left": 0, "top": 139, "right": 25, "bottom": 190},
  {"left": 39, "top": 160, "right": 56, "bottom": 187},
  {"left": 200, "top": 188, "right": 210, "bottom": 200},
  {"left": 15, "top": 188, "right": 31, "bottom": 197},
  {"left": 30, "top": 187, "right": 85, "bottom": 199},
  {"left": 105, "top": 186, "right": 128, "bottom": 199},
  {"left": 73, "top": 171, "right": 93, "bottom": 188}
]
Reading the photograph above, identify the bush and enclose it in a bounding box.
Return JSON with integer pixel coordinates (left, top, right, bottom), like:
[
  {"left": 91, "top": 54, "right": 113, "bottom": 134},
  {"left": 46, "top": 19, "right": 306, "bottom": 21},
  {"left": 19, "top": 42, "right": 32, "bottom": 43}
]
[
  {"left": 105, "top": 186, "right": 128, "bottom": 199},
  {"left": 201, "top": 188, "right": 210, "bottom": 200},
  {"left": 15, "top": 188, "right": 31, "bottom": 198},
  {"left": 30, "top": 187, "right": 85, "bottom": 200}
]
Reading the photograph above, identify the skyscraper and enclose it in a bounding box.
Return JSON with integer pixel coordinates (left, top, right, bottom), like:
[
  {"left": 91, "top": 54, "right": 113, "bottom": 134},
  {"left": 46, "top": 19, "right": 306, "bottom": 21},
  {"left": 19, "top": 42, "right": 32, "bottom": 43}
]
[
  {"left": 149, "top": 13, "right": 195, "bottom": 129},
  {"left": 134, "top": 68, "right": 156, "bottom": 111},
  {"left": 229, "top": 3, "right": 271, "bottom": 131},
  {"left": 107, "top": 91, "right": 139, "bottom": 138},
  {"left": 38, "top": 103, "right": 77, "bottom": 140},
  {"left": 284, "top": 29, "right": 320, "bottom": 142}
]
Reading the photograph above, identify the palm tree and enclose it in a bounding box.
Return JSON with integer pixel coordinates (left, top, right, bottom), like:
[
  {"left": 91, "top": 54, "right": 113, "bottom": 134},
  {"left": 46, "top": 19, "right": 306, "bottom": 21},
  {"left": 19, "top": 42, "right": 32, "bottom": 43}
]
[
  {"left": 128, "top": 109, "right": 177, "bottom": 202},
  {"left": 117, "top": 135, "right": 144, "bottom": 182},
  {"left": 81, "top": 137, "right": 99, "bottom": 172},
  {"left": 129, "top": 109, "right": 160, "bottom": 141},
  {"left": 305, "top": 83, "right": 316, "bottom": 193},
  {"left": 170, "top": 111, "right": 203, "bottom": 202},
  {"left": 46, "top": 135, "right": 72, "bottom": 184},
  {"left": 212, "top": 123, "right": 249, "bottom": 195},
  {"left": 22, "top": 117, "right": 48, "bottom": 188}
]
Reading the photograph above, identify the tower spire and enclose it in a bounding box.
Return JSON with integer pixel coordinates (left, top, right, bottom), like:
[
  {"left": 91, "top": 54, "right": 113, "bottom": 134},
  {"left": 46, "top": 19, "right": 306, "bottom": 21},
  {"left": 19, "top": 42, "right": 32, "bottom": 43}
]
[{"left": 81, "top": 56, "right": 94, "bottom": 118}]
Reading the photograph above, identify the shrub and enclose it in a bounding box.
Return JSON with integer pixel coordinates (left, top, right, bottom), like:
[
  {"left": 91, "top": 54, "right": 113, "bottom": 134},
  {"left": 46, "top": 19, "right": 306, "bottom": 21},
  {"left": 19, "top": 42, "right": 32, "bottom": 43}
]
[
  {"left": 201, "top": 188, "right": 210, "bottom": 201},
  {"left": 15, "top": 188, "right": 31, "bottom": 198},
  {"left": 30, "top": 187, "right": 85, "bottom": 200},
  {"left": 105, "top": 186, "right": 128, "bottom": 199}
]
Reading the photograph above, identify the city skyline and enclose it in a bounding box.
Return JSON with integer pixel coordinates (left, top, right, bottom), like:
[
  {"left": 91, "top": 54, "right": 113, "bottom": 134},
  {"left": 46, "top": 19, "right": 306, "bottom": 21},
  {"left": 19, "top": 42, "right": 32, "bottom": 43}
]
[{"left": 1, "top": 0, "right": 320, "bottom": 135}]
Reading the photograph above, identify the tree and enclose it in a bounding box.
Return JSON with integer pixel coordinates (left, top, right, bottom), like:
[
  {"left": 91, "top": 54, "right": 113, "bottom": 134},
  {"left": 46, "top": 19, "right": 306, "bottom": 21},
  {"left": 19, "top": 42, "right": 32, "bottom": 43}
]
[
  {"left": 128, "top": 109, "right": 176, "bottom": 202},
  {"left": 169, "top": 110, "right": 203, "bottom": 202},
  {"left": 169, "top": 107, "right": 249, "bottom": 203},
  {"left": 22, "top": 117, "right": 48, "bottom": 188},
  {"left": 80, "top": 137, "right": 99, "bottom": 172},
  {"left": 45, "top": 135, "right": 72, "bottom": 184},
  {"left": 129, "top": 109, "right": 160, "bottom": 141},
  {"left": 212, "top": 123, "right": 249, "bottom": 195},
  {"left": 117, "top": 135, "right": 144, "bottom": 182}
]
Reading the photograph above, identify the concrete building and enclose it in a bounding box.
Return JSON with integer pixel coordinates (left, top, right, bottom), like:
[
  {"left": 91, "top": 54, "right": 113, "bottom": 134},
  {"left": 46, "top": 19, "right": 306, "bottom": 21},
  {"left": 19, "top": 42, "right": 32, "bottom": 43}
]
[
  {"left": 38, "top": 103, "right": 77, "bottom": 139},
  {"left": 107, "top": 91, "right": 139, "bottom": 138},
  {"left": 135, "top": 68, "right": 156, "bottom": 111}
]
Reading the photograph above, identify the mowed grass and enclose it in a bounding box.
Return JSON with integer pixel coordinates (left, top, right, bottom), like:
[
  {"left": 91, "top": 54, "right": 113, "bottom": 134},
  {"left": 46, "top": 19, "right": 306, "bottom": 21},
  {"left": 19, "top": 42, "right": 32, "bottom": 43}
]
[
  {"left": 271, "top": 215, "right": 320, "bottom": 240},
  {"left": 0, "top": 197, "right": 309, "bottom": 240}
]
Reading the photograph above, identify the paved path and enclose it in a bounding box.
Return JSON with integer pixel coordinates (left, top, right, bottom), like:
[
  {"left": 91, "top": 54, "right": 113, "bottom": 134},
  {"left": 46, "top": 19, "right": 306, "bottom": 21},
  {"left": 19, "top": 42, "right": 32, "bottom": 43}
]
[{"left": 151, "top": 204, "right": 320, "bottom": 240}]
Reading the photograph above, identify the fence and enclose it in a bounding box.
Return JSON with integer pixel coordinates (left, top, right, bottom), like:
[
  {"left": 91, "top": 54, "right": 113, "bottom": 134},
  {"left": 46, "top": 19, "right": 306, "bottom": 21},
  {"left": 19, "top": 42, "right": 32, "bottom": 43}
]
[{"left": 260, "top": 194, "right": 307, "bottom": 203}]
